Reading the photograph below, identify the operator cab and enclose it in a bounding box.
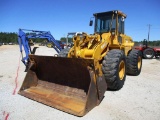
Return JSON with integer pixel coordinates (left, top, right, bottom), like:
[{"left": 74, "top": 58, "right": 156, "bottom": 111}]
[{"left": 90, "top": 10, "right": 126, "bottom": 35}]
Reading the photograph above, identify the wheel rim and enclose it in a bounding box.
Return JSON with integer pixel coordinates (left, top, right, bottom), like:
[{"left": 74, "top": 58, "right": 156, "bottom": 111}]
[
  {"left": 138, "top": 56, "right": 141, "bottom": 69},
  {"left": 119, "top": 60, "right": 125, "bottom": 80}
]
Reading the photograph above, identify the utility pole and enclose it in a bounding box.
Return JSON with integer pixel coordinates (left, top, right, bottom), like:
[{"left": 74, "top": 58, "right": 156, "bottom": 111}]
[{"left": 147, "top": 24, "right": 151, "bottom": 41}]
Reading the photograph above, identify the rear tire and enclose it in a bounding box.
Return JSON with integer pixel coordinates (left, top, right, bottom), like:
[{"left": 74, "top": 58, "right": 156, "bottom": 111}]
[
  {"left": 102, "top": 49, "right": 126, "bottom": 91},
  {"left": 143, "top": 48, "right": 155, "bottom": 59},
  {"left": 126, "top": 49, "right": 142, "bottom": 76}
]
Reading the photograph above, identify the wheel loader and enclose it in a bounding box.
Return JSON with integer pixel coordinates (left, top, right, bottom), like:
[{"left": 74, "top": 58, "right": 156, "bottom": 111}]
[{"left": 18, "top": 10, "right": 142, "bottom": 116}]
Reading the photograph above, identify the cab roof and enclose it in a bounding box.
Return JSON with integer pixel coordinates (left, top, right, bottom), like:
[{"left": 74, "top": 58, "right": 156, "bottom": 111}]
[{"left": 93, "top": 10, "right": 127, "bottom": 18}]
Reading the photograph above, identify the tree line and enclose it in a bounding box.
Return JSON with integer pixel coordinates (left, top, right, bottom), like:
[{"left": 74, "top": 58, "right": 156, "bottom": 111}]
[
  {"left": 0, "top": 32, "right": 18, "bottom": 43},
  {"left": 0, "top": 32, "right": 73, "bottom": 44},
  {"left": 134, "top": 40, "right": 160, "bottom": 46},
  {"left": 0, "top": 32, "right": 160, "bottom": 46}
]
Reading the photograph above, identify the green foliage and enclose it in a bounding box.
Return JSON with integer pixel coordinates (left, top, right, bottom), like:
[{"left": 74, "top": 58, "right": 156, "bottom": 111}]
[
  {"left": 0, "top": 32, "right": 18, "bottom": 43},
  {"left": 0, "top": 32, "right": 159, "bottom": 47},
  {"left": 148, "top": 40, "right": 160, "bottom": 46},
  {"left": 134, "top": 40, "right": 160, "bottom": 46},
  {"left": 0, "top": 32, "right": 48, "bottom": 44}
]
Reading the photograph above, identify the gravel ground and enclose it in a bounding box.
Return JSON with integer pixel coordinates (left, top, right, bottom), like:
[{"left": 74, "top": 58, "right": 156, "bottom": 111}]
[{"left": 0, "top": 45, "right": 160, "bottom": 120}]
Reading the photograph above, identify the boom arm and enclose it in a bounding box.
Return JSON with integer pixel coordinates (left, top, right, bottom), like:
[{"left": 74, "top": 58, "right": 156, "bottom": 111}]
[{"left": 18, "top": 29, "right": 62, "bottom": 66}]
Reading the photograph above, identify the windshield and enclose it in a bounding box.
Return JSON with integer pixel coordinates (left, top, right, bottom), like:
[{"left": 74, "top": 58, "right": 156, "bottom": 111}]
[{"left": 95, "top": 15, "right": 116, "bottom": 33}]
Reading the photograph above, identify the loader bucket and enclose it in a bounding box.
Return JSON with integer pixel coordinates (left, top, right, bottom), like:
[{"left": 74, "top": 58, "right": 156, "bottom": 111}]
[{"left": 18, "top": 55, "right": 107, "bottom": 116}]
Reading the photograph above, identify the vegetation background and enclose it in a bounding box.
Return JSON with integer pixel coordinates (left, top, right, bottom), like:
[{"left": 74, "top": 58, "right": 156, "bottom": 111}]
[{"left": 0, "top": 32, "right": 160, "bottom": 46}]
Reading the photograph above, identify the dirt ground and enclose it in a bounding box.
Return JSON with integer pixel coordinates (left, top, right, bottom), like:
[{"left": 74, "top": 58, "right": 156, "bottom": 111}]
[{"left": 0, "top": 45, "right": 160, "bottom": 120}]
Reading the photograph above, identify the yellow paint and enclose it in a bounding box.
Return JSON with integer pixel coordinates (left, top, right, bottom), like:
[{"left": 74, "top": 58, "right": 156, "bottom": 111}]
[
  {"left": 68, "top": 10, "right": 135, "bottom": 78},
  {"left": 138, "top": 56, "right": 142, "bottom": 70},
  {"left": 119, "top": 60, "right": 125, "bottom": 80}
]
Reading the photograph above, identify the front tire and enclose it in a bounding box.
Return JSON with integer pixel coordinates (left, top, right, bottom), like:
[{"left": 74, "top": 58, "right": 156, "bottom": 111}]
[{"left": 102, "top": 49, "right": 126, "bottom": 91}]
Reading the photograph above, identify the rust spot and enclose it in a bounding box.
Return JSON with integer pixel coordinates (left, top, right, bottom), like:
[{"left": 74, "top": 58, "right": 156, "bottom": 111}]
[{"left": 18, "top": 55, "right": 107, "bottom": 116}]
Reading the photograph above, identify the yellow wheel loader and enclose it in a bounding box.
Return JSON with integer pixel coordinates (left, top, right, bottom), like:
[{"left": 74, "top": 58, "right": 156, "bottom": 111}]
[{"left": 18, "top": 10, "right": 142, "bottom": 116}]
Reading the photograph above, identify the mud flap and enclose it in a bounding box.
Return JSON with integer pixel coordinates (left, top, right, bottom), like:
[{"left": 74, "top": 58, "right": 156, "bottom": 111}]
[{"left": 18, "top": 55, "right": 107, "bottom": 116}]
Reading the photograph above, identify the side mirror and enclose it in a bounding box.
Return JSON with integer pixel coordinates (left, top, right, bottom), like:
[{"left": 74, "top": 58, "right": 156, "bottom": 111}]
[{"left": 89, "top": 20, "right": 93, "bottom": 26}]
